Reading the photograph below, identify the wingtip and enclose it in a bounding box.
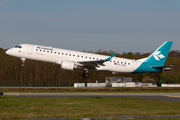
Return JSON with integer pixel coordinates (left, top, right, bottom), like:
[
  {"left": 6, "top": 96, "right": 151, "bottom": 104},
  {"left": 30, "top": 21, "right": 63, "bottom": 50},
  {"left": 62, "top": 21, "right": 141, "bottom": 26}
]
[{"left": 105, "top": 53, "right": 116, "bottom": 61}]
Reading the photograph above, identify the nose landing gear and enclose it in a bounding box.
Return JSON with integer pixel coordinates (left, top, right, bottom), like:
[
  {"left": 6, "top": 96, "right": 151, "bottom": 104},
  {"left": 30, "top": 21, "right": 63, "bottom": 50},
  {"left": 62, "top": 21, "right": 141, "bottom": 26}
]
[{"left": 21, "top": 58, "right": 26, "bottom": 67}]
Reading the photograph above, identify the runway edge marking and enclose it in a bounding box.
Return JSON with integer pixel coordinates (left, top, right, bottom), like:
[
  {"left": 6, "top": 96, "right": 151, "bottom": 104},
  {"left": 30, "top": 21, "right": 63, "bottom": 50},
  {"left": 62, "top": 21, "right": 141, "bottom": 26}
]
[{"left": 163, "top": 95, "right": 180, "bottom": 98}]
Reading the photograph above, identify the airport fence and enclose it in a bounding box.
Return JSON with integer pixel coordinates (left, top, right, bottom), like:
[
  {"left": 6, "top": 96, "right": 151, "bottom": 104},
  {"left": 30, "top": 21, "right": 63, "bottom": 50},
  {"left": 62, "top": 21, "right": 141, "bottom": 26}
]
[{"left": 0, "top": 81, "right": 77, "bottom": 87}]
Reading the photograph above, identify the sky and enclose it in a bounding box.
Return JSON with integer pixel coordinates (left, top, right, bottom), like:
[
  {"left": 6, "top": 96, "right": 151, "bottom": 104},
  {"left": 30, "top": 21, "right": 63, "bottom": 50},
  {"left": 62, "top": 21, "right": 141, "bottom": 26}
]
[{"left": 0, "top": 0, "right": 180, "bottom": 54}]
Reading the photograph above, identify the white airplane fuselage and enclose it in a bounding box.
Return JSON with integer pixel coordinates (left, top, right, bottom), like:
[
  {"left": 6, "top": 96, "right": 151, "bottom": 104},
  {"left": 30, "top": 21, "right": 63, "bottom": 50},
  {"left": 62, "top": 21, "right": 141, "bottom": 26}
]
[{"left": 6, "top": 44, "right": 141, "bottom": 73}]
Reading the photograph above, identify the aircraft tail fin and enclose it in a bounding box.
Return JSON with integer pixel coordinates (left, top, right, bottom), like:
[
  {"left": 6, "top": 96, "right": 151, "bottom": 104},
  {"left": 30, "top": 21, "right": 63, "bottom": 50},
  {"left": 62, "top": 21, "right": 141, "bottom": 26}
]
[{"left": 144, "top": 41, "right": 173, "bottom": 66}]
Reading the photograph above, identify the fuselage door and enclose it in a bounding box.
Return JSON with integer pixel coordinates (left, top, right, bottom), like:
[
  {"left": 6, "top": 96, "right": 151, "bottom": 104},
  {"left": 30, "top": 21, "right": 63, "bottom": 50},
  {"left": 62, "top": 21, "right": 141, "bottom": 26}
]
[
  {"left": 28, "top": 45, "right": 33, "bottom": 55},
  {"left": 132, "top": 60, "right": 137, "bottom": 70}
]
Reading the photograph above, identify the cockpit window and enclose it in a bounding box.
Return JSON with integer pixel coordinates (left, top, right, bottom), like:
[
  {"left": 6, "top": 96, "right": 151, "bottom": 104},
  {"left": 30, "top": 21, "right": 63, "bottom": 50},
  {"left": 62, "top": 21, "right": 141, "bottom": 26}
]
[
  {"left": 14, "top": 45, "right": 19, "bottom": 48},
  {"left": 14, "top": 45, "right": 22, "bottom": 49},
  {"left": 18, "top": 46, "right": 22, "bottom": 48}
]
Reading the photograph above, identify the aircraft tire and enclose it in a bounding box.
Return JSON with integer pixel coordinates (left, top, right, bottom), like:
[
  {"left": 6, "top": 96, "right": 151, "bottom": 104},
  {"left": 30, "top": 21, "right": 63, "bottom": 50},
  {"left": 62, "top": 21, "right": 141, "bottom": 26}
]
[{"left": 83, "top": 73, "right": 89, "bottom": 78}]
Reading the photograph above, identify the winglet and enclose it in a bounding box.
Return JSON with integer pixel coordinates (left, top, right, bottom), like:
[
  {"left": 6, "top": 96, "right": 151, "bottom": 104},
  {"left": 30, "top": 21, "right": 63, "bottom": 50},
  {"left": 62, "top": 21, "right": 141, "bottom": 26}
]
[{"left": 105, "top": 53, "right": 116, "bottom": 61}]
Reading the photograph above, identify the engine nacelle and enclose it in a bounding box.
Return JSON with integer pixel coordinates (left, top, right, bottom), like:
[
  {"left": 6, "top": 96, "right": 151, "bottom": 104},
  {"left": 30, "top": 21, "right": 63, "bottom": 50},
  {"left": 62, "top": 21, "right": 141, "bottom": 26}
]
[{"left": 61, "top": 61, "right": 77, "bottom": 70}]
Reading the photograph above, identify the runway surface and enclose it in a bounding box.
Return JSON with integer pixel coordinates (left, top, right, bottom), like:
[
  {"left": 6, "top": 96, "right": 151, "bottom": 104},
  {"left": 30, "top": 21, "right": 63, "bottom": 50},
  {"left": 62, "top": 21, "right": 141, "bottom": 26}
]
[{"left": 3, "top": 92, "right": 180, "bottom": 102}]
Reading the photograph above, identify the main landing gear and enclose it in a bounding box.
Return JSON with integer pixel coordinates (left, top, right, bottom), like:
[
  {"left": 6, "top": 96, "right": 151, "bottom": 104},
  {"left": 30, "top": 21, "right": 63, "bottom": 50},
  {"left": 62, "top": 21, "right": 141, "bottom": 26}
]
[{"left": 82, "top": 70, "right": 89, "bottom": 78}]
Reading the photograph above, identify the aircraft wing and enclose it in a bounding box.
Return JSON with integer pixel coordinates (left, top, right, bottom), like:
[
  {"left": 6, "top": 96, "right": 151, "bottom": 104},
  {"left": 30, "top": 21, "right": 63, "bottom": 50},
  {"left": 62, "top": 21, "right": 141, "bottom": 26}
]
[{"left": 76, "top": 53, "right": 115, "bottom": 69}]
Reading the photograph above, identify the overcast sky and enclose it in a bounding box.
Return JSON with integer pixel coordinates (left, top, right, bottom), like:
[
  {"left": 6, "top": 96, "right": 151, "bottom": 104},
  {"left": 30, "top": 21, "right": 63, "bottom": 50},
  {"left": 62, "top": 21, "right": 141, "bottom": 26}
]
[{"left": 0, "top": 0, "right": 180, "bottom": 53}]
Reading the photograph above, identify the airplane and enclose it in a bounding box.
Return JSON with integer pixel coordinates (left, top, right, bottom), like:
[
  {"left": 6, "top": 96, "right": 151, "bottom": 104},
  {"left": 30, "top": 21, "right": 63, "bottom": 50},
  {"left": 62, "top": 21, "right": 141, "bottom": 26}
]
[{"left": 5, "top": 41, "right": 173, "bottom": 78}]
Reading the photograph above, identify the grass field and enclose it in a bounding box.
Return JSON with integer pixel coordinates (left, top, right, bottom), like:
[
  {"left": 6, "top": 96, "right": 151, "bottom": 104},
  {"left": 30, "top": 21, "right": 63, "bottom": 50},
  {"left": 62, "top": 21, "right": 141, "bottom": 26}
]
[
  {"left": 1, "top": 87, "right": 180, "bottom": 93},
  {"left": 0, "top": 96, "right": 180, "bottom": 119}
]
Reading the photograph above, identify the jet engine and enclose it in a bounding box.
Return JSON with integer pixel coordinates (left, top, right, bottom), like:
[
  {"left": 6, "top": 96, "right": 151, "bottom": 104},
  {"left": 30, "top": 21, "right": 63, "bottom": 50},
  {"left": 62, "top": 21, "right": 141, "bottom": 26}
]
[{"left": 61, "top": 61, "right": 77, "bottom": 70}]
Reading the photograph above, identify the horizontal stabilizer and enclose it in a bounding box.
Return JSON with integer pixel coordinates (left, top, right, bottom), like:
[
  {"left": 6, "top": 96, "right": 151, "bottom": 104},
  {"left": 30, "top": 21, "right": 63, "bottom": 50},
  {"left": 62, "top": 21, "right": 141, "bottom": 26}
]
[{"left": 151, "top": 65, "right": 173, "bottom": 71}]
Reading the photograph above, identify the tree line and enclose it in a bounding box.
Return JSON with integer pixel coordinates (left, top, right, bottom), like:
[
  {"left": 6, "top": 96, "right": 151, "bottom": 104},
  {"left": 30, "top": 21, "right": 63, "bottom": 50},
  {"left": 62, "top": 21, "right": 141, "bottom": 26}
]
[{"left": 0, "top": 48, "right": 180, "bottom": 87}]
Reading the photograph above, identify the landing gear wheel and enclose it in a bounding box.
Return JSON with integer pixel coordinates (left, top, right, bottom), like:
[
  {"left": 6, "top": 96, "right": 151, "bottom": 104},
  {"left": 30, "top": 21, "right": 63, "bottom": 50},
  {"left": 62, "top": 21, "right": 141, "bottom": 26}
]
[
  {"left": 21, "top": 58, "right": 26, "bottom": 67},
  {"left": 83, "top": 72, "right": 89, "bottom": 78}
]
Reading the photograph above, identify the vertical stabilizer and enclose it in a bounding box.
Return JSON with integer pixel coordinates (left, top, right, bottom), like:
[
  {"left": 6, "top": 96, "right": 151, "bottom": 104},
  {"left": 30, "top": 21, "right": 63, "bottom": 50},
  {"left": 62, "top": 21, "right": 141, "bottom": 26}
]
[{"left": 144, "top": 41, "right": 173, "bottom": 66}]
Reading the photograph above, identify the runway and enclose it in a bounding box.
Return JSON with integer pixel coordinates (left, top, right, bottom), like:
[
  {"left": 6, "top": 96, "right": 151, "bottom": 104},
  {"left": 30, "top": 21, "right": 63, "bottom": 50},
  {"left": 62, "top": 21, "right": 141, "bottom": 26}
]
[{"left": 3, "top": 92, "right": 180, "bottom": 102}]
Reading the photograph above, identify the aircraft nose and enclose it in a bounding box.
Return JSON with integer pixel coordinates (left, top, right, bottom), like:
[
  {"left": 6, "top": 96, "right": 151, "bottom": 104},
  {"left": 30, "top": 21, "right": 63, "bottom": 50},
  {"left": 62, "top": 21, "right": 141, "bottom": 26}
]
[{"left": 5, "top": 49, "right": 12, "bottom": 55}]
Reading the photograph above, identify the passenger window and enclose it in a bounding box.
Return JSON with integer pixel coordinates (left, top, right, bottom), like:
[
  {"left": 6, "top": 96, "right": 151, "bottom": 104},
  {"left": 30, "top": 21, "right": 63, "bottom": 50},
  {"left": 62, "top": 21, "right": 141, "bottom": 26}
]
[
  {"left": 18, "top": 46, "right": 22, "bottom": 48},
  {"left": 77, "top": 55, "right": 79, "bottom": 57},
  {"left": 62, "top": 53, "right": 64, "bottom": 55},
  {"left": 81, "top": 56, "right": 83, "bottom": 58},
  {"left": 89, "top": 57, "right": 91, "bottom": 59},
  {"left": 54, "top": 52, "right": 56, "bottom": 54},
  {"left": 58, "top": 52, "right": 60, "bottom": 54},
  {"left": 128, "top": 63, "right": 130, "bottom": 65},
  {"left": 69, "top": 54, "right": 71, "bottom": 56},
  {"left": 36, "top": 49, "right": 38, "bottom": 51}
]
